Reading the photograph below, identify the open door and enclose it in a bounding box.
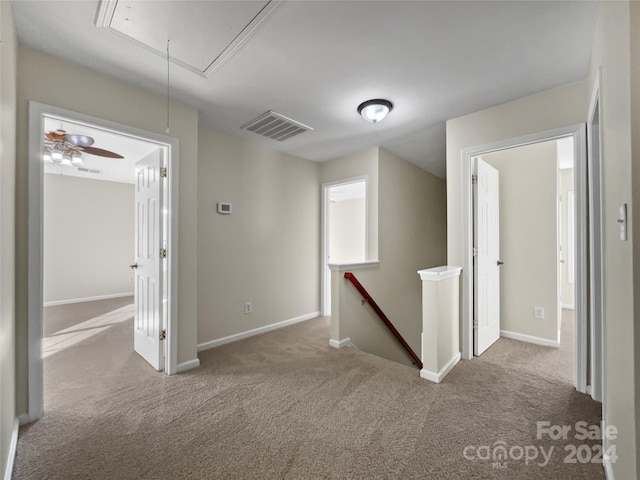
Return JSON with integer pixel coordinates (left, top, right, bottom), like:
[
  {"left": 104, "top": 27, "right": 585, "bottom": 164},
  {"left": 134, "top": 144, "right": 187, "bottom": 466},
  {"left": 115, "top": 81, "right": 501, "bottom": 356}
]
[
  {"left": 474, "top": 157, "right": 501, "bottom": 355},
  {"left": 133, "top": 151, "right": 164, "bottom": 370}
]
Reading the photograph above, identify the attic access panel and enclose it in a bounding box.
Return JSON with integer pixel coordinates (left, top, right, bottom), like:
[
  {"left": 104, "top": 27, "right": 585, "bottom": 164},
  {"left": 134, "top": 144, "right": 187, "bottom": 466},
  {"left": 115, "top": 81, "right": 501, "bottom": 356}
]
[{"left": 96, "top": 0, "right": 282, "bottom": 77}]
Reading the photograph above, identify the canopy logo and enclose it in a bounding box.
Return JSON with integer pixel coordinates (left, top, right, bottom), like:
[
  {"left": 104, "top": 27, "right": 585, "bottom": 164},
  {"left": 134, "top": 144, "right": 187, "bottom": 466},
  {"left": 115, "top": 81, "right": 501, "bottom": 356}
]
[{"left": 463, "top": 421, "right": 618, "bottom": 470}]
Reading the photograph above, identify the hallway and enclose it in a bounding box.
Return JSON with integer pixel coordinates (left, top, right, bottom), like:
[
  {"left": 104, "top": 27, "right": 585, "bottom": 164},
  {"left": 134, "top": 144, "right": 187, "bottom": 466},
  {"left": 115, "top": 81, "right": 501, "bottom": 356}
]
[{"left": 13, "top": 303, "right": 602, "bottom": 479}]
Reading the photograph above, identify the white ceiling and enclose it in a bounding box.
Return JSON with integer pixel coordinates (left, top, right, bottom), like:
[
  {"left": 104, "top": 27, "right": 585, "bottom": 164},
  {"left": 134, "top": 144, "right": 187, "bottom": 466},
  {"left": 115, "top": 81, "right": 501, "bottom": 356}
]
[
  {"left": 13, "top": 1, "right": 599, "bottom": 178},
  {"left": 43, "top": 115, "right": 159, "bottom": 184}
]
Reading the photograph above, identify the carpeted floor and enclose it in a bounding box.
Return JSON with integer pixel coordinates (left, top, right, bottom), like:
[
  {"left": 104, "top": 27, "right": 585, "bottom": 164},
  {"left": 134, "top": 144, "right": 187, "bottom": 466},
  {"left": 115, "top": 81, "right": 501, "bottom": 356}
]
[{"left": 13, "top": 304, "right": 603, "bottom": 479}]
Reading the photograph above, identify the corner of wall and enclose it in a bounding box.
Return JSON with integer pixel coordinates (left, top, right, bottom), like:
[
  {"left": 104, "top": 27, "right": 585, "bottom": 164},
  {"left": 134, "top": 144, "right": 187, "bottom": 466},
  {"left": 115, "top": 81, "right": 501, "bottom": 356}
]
[{"left": 0, "top": 0, "right": 18, "bottom": 477}]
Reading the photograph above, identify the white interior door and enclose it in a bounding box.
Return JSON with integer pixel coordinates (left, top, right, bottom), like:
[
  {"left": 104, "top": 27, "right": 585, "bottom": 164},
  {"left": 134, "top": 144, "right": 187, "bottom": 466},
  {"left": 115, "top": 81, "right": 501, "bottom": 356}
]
[
  {"left": 134, "top": 152, "right": 164, "bottom": 370},
  {"left": 474, "top": 157, "right": 501, "bottom": 355}
]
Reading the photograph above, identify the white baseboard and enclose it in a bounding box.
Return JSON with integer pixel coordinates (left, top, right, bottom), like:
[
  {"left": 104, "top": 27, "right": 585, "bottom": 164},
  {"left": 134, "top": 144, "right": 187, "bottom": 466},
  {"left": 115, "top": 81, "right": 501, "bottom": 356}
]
[
  {"left": 17, "top": 414, "right": 31, "bottom": 426},
  {"left": 197, "top": 311, "right": 320, "bottom": 352},
  {"left": 420, "top": 352, "right": 461, "bottom": 384},
  {"left": 4, "top": 418, "right": 19, "bottom": 480},
  {"left": 603, "top": 453, "right": 615, "bottom": 479},
  {"left": 177, "top": 358, "right": 200, "bottom": 373},
  {"left": 329, "top": 337, "right": 351, "bottom": 349},
  {"left": 562, "top": 304, "right": 575, "bottom": 310},
  {"left": 500, "top": 330, "right": 560, "bottom": 348},
  {"left": 44, "top": 292, "right": 134, "bottom": 307}
]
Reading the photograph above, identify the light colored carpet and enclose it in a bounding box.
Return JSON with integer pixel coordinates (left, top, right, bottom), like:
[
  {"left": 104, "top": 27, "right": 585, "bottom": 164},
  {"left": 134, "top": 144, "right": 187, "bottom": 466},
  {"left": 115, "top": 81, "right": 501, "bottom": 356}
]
[{"left": 13, "top": 305, "right": 603, "bottom": 479}]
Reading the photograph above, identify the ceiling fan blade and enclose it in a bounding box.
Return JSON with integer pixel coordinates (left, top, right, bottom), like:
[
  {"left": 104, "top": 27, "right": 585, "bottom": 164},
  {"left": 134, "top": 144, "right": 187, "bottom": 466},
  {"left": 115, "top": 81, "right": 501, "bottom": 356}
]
[
  {"left": 81, "top": 146, "right": 124, "bottom": 159},
  {"left": 64, "top": 134, "right": 95, "bottom": 147},
  {"left": 45, "top": 131, "right": 66, "bottom": 141}
]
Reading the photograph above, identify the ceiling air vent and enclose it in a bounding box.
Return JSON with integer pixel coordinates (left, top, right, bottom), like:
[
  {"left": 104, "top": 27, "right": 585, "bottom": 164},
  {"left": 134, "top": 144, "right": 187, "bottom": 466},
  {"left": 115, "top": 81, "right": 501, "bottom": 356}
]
[{"left": 241, "top": 111, "right": 313, "bottom": 142}]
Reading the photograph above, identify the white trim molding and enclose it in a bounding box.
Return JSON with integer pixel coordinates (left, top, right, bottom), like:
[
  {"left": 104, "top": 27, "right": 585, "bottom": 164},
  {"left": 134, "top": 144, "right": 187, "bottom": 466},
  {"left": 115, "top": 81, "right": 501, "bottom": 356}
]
[
  {"left": 328, "top": 261, "right": 380, "bottom": 272},
  {"left": 177, "top": 358, "right": 200, "bottom": 373},
  {"left": 321, "top": 175, "right": 370, "bottom": 317},
  {"left": 417, "top": 265, "right": 462, "bottom": 282},
  {"left": 96, "top": 0, "right": 284, "bottom": 79},
  {"left": 603, "top": 453, "right": 615, "bottom": 480},
  {"left": 458, "top": 123, "right": 588, "bottom": 396},
  {"left": 561, "top": 304, "right": 575, "bottom": 310},
  {"left": 4, "top": 418, "right": 19, "bottom": 480},
  {"left": 420, "top": 352, "right": 461, "bottom": 384},
  {"left": 43, "top": 292, "right": 134, "bottom": 307},
  {"left": 197, "top": 312, "right": 320, "bottom": 352},
  {"left": 500, "top": 330, "right": 560, "bottom": 348},
  {"left": 586, "top": 67, "right": 605, "bottom": 405},
  {"left": 329, "top": 337, "right": 352, "bottom": 349},
  {"left": 27, "top": 102, "right": 181, "bottom": 423}
]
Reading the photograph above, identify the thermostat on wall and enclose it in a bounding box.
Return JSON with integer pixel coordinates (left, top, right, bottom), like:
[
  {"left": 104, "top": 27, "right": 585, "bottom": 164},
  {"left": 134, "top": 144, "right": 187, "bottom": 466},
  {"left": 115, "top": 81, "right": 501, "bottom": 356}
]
[{"left": 217, "top": 202, "right": 232, "bottom": 214}]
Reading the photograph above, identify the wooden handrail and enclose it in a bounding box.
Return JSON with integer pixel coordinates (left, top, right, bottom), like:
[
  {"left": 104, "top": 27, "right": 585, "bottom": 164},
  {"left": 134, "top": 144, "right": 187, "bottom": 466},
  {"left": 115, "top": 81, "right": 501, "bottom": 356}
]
[{"left": 344, "top": 272, "right": 423, "bottom": 369}]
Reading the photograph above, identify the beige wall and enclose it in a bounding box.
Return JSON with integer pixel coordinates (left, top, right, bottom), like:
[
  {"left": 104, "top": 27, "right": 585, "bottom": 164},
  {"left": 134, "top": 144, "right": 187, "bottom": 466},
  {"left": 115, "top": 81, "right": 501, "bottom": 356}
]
[
  {"left": 0, "top": 0, "right": 17, "bottom": 476},
  {"left": 446, "top": 81, "right": 587, "bottom": 273},
  {"left": 589, "top": 2, "right": 637, "bottom": 478},
  {"left": 321, "top": 148, "right": 379, "bottom": 260},
  {"left": 330, "top": 148, "right": 447, "bottom": 367},
  {"left": 446, "top": 81, "right": 587, "bottom": 356},
  {"left": 197, "top": 128, "right": 320, "bottom": 343},
  {"left": 483, "top": 141, "right": 559, "bottom": 342},
  {"left": 560, "top": 168, "right": 575, "bottom": 308},
  {"left": 377, "top": 148, "right": 447, "bottom": 355},
  {"left": 446, "top": 2, "right": 640, "bottom": 476},
  {"left": 329, "top": 198, "right": 366, "bottom": 263},
  {"left": 43, "top": 175, "right": 134, "bottom": 303},
  {"left": 16, "top": 46, "right": 199, "bottom": 414}
]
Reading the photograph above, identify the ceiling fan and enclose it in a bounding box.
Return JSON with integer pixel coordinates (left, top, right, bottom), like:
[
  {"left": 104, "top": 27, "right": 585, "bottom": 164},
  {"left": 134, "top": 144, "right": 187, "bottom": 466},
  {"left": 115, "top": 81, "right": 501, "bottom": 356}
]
[{"left": 43, "top": 129, "right": 124, "bottom": 167}]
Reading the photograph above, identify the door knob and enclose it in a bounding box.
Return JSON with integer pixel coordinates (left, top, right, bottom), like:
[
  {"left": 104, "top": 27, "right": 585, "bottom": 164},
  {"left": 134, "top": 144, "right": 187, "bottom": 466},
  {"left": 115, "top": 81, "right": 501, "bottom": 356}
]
[
  {"left": 129, "top": 263, "right": 138, "bottom": 269},
  {"left": 497, "top": 261, "right": 504, "bottom": 266}
]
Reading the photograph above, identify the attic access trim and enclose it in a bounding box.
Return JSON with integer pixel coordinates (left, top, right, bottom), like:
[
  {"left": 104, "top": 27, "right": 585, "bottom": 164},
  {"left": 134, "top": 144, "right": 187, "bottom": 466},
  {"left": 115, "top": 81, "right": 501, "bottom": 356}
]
[
  {"left": 241, "top": 111, "right": 313, "bottom": 142},
  {"left": 95, "top": 0, "right": 283, "bottom": 78}
]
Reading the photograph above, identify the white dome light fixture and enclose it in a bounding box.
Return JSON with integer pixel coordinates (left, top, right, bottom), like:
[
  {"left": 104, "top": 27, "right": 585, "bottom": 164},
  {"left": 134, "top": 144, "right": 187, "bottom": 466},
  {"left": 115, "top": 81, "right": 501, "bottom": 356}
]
[{"left": 357, "top": 99, "right": 393, "bottom": 124}]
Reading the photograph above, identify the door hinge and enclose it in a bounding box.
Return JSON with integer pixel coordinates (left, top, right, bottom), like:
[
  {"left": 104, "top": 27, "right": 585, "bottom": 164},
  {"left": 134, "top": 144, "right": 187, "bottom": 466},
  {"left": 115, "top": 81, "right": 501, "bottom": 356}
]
[
  {"left": 472, "top": 174, "right": 478, "bottom": 185},
  {"left": 160, "top": 167, "right": 168, "bottom": 178},
  {"left": 160, "top": 248, "right": 167, "bottom": 258},
  {"left": 473, "top": 246, "right": 478, "bottom": 257},
  {"left": 159, "top": 329, "right": 166, "bottom": 341},
  {"left": 473, "top": 319, "right": 478, "bottom": 330}
]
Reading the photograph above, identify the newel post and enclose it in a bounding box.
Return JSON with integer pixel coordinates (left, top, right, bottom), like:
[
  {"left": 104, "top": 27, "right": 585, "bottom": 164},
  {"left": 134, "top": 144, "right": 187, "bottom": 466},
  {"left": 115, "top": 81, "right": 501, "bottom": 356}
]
[{"left": 417, "top": 266, "right": 462, "bottom": 383}]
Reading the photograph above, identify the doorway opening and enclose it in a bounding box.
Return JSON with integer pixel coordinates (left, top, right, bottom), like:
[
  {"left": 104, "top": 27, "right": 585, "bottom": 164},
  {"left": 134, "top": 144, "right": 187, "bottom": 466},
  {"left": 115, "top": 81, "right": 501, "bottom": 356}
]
[
  {"left": 461, "top": 124, "right": 588, "bottom": 386},
  {"left": 471, "top": 137, "right": 576, "bottom": 375},
  {"left": 26, "top": 102, "right": 180, "bottom": 423},
  {"left": 321, "top": 177, "right": 368, "bottom": 316},
  {"left": 461, "top": 116, "right": 606, "bottom": 461}
]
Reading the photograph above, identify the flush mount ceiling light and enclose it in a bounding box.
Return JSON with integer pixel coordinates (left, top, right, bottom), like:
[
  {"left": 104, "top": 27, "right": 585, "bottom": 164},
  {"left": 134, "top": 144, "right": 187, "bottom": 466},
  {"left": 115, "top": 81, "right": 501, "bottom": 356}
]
[{"left": 357, "top": 99, "right": 393, "bottom": 124}]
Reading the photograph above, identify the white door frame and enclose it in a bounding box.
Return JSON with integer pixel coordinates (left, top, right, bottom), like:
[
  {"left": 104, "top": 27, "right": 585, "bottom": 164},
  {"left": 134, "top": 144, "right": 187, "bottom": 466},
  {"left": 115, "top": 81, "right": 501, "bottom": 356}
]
[
  {"left": 460, "top": 123, "right": 588, "bottom": 393},
  {"left": 320, "top": 175, "right": 368, "bottom": 316},
  {"left": 587, "top": 69, "right": 605, "bottom": 404},
  {"left": 26, "top": 101, "right": 180, "bottom": 423}
]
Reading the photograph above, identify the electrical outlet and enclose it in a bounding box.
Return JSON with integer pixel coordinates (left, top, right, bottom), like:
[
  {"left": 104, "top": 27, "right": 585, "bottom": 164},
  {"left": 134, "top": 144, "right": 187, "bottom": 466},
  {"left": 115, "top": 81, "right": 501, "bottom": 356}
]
[
  {"left": 533, "top": 307, "right": 545, "bottom": 320},
  {"left": 244, "top": 302, "right": 252, "bottom": 314}
]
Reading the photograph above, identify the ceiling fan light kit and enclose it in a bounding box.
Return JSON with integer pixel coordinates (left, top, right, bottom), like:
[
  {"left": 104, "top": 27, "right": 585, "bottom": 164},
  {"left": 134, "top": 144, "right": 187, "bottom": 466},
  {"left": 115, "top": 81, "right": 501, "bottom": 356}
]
[
  {"left": 357, "top": 99, "right": 393, "bottom": 124},
  {"left": 42, "top": 128, "right": 123, "bottom": 169}
]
